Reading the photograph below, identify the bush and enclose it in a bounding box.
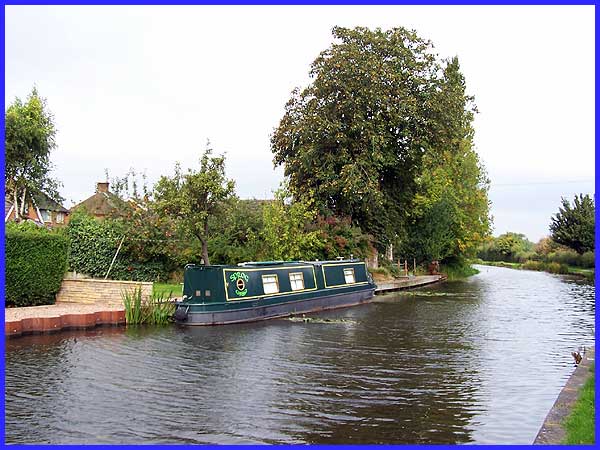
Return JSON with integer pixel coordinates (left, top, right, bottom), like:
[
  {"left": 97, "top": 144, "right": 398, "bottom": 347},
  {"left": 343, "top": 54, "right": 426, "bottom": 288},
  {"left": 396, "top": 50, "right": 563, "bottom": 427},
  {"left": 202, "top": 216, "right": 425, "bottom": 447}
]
[
  {"left": 581, "top": 251, "right": 595, "bottom": 269},
  {"left": 5, "top": 222, "right": 70, "bottom": 307},
  {"left": 544, "top": 249, "right": 595, "bottom": 269},
  {"left": 522, "top": 260, "right": 569, "bottom": 274}
]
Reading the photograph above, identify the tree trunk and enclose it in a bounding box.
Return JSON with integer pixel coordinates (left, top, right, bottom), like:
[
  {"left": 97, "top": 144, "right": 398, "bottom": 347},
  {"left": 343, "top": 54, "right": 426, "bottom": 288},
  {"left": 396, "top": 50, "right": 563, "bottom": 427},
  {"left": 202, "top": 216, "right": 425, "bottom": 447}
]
[
  {"left": 201, "top": 240, "right": 210, "bottom": 266},
  {"left": 19, "top": 188, "right": 27, "bottom": 219},
  {"left": 13, "top": 189, "right": 20, "bottom": 221},
  {"left": 200, "top": 218, "right": 210, "bottom": 265}
]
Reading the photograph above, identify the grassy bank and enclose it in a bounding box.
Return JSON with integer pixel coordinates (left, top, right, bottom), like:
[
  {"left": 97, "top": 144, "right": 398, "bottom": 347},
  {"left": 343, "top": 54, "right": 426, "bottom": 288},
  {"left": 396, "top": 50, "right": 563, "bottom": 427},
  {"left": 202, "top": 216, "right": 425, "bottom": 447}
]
[
  {"left": 443, "top": 262, "right": 479, "bottom": 281},
  {"left": 478, "top": 260, "right": 594, "bottom": 280},
  {"left": 563, "top": 364, "right": 595, "bottom": 444},
  {"left": 153, "top": 283, "right": 182, "bottom": 298}
]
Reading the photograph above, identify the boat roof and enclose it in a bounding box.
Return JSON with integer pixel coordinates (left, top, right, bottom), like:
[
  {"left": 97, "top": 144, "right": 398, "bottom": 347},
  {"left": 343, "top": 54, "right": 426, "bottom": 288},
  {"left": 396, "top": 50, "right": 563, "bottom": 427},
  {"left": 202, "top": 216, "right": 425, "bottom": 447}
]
[{"left": 185, "top": 259, "right": 363, "bottom": 270}]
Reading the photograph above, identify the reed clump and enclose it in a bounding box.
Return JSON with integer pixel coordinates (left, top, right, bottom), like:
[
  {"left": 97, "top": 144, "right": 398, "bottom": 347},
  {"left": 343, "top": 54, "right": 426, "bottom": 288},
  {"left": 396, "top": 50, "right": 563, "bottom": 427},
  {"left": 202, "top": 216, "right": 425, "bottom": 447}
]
[{"left": 122, "top": 287, "right": 175, "bottom": 325}]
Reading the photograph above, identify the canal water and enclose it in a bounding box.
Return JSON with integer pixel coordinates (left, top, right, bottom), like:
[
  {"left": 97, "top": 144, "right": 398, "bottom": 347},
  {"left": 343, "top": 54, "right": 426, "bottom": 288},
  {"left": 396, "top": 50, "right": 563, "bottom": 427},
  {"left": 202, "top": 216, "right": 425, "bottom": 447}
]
[{"left": 4, "top": 265, "right": 595, "bottom": 444}]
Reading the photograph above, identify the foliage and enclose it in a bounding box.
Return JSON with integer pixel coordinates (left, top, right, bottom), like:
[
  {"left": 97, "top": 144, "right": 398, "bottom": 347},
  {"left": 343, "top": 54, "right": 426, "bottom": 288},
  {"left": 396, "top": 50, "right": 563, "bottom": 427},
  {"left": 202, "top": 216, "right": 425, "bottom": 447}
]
[
  {"left": 563, "top": 364, "right": 594, "bottom": 444},
  {"left": 67, "top": 210, "right": 125, "bottom": 278},
  {"left": 67, "top": 210, "right": 172, "bottom": 282},
  {"left": 477, "top": 232, "right": 534, "bottom": 263},
  {"left": 5, "top": 221, "right": 69, "bottom": 307},
  {"left": 271, "top": 26, "right": 439, "bottom": 247},
  {"left": 311, "top": 214, "right": 374, "bottom": 260},
  {"left": 208, "top": 198, "right": 266, "bottom": 264},
  {"left": 442, "top": 258, "right": 480, "bottom": 280},
  {"left": 260, "top": 184, "right": 324, "bottom": 260},
  {"left": 522, "top": 260, "right": 570, "bottom": 274},
  {"left": 271, "top": 26, "right": 491, "bottom": 255},
  {"left": 550, "top": 194, "right": 595, "bottom": 254},
  {"left": 122, "top": 287, "right": 175, "bottom": 325},
  {"left": 403, "top": 58, "right": 491, "bottom": 263},
  {"left": 154, "top": 144, "right": 236, "bottom": 265},
  {"left": 5, "top": 88, "right": 62, "bottom": 219}
]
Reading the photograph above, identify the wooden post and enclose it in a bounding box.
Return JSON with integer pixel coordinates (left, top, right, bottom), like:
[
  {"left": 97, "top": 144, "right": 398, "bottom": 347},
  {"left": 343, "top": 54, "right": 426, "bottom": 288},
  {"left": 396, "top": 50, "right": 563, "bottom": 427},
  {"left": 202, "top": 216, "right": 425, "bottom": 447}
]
[
  {"left": 404, "top": 259, "right": 408, "bottom": 276},
  {"left": 414, "top": 258, "right": 416, "bottom": 274}
]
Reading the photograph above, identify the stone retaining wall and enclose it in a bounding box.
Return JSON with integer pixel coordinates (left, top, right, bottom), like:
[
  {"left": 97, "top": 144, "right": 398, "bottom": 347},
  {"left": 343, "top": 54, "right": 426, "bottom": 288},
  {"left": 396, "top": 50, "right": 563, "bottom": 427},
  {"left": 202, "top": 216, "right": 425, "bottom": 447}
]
[{"left": 56, "top": 278, "right": 153, "bottom": 306}]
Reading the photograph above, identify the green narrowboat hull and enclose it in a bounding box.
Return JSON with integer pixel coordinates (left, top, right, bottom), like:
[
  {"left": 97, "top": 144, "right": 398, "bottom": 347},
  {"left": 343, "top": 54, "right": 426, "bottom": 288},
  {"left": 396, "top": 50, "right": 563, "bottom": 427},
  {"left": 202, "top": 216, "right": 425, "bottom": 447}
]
[{"left": 174, "top": 259, "right": 376, "bottom": 326}]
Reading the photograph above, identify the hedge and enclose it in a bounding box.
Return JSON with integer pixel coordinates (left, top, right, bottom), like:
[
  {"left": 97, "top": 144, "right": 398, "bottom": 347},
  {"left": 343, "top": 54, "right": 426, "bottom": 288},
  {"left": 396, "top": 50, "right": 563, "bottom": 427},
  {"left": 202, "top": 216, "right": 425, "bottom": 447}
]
[
  {"left": 67, "top": 212, "right": 171, "bottom": 282},
  {"left": 5, "top": 222, "right": 70, "bottom": 307}
]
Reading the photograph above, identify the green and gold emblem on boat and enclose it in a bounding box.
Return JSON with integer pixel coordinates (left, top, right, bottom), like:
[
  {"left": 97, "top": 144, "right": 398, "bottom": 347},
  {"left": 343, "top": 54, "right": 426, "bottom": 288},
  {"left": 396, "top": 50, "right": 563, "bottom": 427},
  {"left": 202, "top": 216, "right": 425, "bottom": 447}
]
[{"left": 229, "top": 272, "right": 249, "bottom": 296}]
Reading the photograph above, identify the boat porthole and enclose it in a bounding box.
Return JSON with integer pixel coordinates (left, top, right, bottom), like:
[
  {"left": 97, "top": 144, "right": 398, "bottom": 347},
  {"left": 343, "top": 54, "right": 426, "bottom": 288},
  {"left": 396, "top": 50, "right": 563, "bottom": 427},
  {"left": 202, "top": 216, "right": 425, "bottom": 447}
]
[{"left": 236, "top": 278, "right": 246, "bottom": 291}]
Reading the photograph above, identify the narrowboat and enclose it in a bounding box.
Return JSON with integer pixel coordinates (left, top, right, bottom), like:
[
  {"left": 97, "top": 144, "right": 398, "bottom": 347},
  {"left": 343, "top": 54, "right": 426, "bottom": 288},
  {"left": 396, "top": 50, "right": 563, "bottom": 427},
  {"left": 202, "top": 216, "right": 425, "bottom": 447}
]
[{"left": 173, "top": 259, "right": 376, "bottom": 325}]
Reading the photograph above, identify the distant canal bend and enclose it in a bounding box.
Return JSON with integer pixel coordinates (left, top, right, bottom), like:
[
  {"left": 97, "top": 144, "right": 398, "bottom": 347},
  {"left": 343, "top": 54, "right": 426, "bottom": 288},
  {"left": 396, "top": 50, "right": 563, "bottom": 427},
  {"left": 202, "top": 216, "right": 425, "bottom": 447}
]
[{"left": 5, "top": 265, "right": 595, "bottom": 444}]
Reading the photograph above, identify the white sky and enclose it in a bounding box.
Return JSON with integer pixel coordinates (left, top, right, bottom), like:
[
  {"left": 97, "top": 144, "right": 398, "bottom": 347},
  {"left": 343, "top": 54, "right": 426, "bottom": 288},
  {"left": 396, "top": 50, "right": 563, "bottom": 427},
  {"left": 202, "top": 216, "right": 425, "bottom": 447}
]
[{"left": 4, "top": 5, "right": 595, "bottom": 242}]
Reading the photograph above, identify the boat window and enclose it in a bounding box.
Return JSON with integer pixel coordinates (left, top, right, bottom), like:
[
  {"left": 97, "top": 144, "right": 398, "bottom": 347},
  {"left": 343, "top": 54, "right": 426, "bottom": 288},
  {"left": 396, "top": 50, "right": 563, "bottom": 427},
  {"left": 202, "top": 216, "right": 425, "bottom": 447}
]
[
  {"left": 289, "top": 272, "right": 305, "bottom": 291},
  {"left": 262, "top": 274, "right": 279, "bottom": 295},
  {"left": 343, "top": 268, "right": 356, "bottom": 284}
]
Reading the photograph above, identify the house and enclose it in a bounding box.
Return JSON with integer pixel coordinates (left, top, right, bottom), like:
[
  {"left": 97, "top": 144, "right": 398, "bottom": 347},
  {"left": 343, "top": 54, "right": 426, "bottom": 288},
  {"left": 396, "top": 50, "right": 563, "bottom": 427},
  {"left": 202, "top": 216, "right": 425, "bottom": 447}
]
[
  {"left": 70, "top": 182, "right": 130, "bottom": 219},
  {"left": 4, "top": 191, "right": 69, "bottom": 227}
]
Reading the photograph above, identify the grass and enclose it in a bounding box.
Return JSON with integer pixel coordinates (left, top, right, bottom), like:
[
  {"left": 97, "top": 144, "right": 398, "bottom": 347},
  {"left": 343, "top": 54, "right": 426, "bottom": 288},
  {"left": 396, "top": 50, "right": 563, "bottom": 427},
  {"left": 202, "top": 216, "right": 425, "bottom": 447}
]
[
  {"left": 563, "top": 364, "right": 595, "bottom": 444},
  {"left": 122, "top": 287, "right": 176, "bottom": 325},
  {"left": 153, "top": 282, "right": 182, "bottom": 298},
  {"left": 442, "top": 261, "right": 480, "bottom": 280}
]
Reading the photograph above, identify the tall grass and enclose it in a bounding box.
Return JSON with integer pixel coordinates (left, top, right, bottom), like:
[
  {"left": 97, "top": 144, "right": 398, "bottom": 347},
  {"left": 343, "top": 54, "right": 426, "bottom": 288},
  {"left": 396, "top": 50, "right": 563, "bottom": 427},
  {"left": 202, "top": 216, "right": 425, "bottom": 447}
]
[{"left": 122, "top": 287, "right": 175, "bottom": 325}]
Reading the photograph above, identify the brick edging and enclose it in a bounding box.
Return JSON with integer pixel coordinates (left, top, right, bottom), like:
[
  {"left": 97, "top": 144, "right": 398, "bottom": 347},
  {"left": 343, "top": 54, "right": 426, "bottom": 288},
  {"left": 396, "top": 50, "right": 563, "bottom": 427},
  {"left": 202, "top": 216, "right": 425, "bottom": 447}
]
[
  {"left": 533, "top": 347, "right": 595, "bottom": 444},
  {"left": 5, "top": 310, "right": 126, "bottom": 338}
]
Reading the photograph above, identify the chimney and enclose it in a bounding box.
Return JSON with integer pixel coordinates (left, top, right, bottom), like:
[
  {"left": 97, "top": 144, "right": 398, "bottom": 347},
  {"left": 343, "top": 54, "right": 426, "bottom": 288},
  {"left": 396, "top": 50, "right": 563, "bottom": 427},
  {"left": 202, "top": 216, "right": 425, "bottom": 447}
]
[{"left": 96, "top": 182, "right": 109, "bottom": 193}]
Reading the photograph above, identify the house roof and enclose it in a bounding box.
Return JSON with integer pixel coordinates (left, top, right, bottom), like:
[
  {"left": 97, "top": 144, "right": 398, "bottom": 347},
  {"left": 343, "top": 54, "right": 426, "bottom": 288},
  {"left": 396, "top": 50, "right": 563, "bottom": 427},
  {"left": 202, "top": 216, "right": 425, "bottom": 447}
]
[
  {"left": 70, "top": 190, "right": 129, "bottom": 217},
  {"left": 32, "top": 192, "right": 69, "bottom": 213}
]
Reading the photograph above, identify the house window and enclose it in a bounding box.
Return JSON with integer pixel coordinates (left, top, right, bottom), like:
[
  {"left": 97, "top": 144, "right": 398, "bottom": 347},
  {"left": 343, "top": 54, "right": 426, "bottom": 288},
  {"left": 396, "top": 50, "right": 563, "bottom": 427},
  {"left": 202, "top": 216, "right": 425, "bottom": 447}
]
[
  {"left": 289, "top": 272, "right": 305, "bottom": 291},
  {"left": 262, "top": 274, "right": 279, "bottom": 295},
  {"left": 56, "top": 212, "right": 65, "bottom": 224},
  {"left": 343, "top": 268, "right": 356, "bottom": 284},
  {"left": 40, "top": 210, "right": 51, "bottom": 223}
]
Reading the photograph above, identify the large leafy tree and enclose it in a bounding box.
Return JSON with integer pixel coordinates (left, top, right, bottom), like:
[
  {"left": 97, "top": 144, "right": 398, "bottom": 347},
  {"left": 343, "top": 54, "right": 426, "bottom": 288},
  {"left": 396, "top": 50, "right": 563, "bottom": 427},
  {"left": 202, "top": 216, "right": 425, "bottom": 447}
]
[
  {"left": 404, "top": 58, "right": 491, "bottom": 261},
  {"left": 550, "top": 194, "right": 595, "bottom": 254},
  {"left": 271, "top": 26, "right": 440, "bottom": 249},
  {"left": 154, "top": 146, "right": 236, "bottom": 265},
  {"left": 5, "top": 88, "right": 62, "bottom": 219},
  {"left": 271, "top": 27, "right": 490, "bottom": 258}
]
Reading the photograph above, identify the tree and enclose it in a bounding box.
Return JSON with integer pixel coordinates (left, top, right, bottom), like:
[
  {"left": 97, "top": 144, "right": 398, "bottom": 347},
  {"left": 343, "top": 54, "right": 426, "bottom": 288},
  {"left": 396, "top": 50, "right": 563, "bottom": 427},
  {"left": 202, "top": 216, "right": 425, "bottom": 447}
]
[
  {"left": 5, "top": 88, "right": 62, "bottom": 219},
  {"left": 271, "top": 26, "right": 441, "bottom": 249},
  {"left": 403, "top": 58, "right": 491, "bottom": 262},
  {"left": 260, "top": 184, "right": 324, "bottom": 261},
  {"left": 208, "top": 198, "right": 266, "bottom": 264},
  {"left": 271, "top": 27, "right": 490, "bottom": 257},
  {"left": 153, "top": 146, "right": 236, "bottom": 265},
  {"left": 550, "top": 194, "right": 595, "bottom": 254}
]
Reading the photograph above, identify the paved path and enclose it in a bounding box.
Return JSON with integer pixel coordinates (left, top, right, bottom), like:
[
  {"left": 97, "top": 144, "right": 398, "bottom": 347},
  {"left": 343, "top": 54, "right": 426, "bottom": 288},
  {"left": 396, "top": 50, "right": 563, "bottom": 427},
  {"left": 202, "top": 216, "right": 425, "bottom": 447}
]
[
  {"left": 374, "top": 274, "right": 446, "bottom": 294},
  {"left": 534, "top": 347, "right": 595, "bottom": 444}
]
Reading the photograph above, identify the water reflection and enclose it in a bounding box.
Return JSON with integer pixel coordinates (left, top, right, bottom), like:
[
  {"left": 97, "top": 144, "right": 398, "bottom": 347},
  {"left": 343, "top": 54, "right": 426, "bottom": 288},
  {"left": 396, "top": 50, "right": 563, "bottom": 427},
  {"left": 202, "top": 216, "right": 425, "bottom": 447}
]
[{"left": 5, "top": 265, "right": 594, "bottom": 444}]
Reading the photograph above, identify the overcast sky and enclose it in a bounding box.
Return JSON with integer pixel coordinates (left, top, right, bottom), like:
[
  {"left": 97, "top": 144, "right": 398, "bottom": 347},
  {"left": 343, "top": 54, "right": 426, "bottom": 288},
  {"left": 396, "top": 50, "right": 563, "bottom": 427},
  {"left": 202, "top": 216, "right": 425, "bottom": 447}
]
[{"left": 5, "top": 5, "right": 595, "bottom": 242}]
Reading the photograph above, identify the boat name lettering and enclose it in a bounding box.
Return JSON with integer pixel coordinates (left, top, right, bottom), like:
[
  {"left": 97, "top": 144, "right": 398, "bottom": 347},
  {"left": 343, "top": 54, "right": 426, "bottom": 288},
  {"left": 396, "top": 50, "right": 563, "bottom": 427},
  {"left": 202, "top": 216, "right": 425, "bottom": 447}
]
[{"left": 229, "top": 272, "right": 249, "bottom": 296}]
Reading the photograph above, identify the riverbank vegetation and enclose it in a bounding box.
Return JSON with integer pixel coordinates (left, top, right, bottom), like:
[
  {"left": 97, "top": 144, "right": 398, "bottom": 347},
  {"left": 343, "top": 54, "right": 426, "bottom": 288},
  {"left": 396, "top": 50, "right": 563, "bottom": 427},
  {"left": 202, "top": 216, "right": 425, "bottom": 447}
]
[
  {"left": 563, "top": 364, "right": 595, "bottom": 444},
  {"left": 476, "top": 195, "right": 595, "bottom": 280},
  {"left": 122, "top": 288, "right": 175, "bottom": 325}
]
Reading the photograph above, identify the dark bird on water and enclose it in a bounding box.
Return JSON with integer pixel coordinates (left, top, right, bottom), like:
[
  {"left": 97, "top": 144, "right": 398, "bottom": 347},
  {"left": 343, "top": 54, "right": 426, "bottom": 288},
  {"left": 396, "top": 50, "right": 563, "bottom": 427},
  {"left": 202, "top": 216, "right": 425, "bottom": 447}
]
[{"left": 571, "top": 351, "right": 582, "bottom": 365}]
